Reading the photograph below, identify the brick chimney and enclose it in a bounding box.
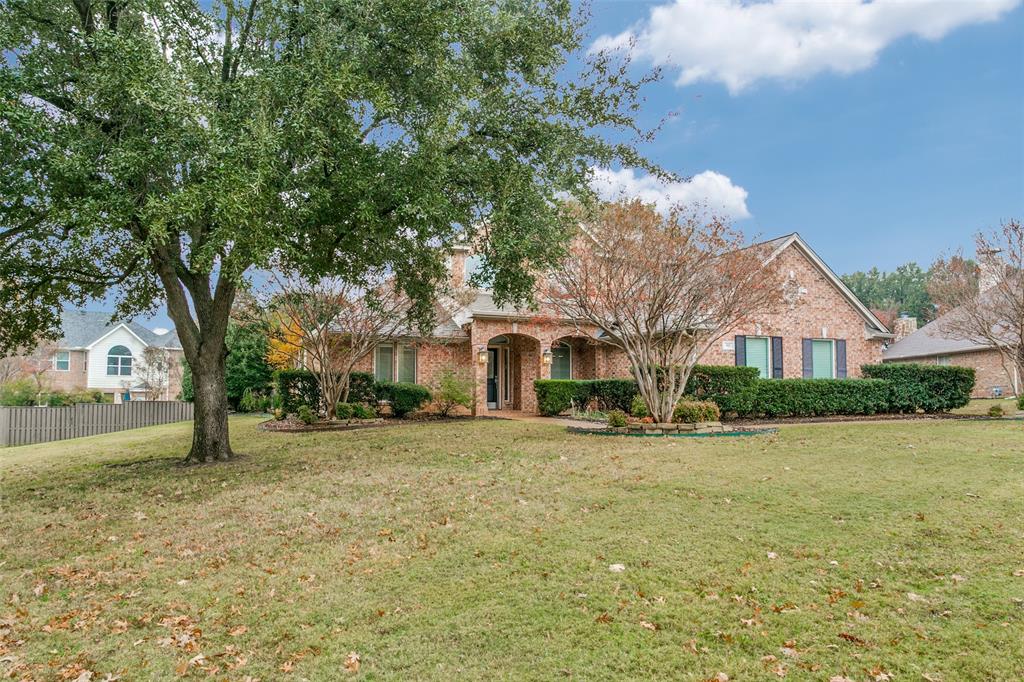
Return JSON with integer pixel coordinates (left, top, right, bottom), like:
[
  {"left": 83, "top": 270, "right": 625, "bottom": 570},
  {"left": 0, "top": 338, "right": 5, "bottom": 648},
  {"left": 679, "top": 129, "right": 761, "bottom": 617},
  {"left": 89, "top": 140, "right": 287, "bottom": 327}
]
[
  {"left": 978, "top": 248, "right": 1004, "bottom": 293},
  {"left": 449, "top": 245, "right": 471, "bottom": 289},
  {"left": 893, "top": 313, "right": 918, "bottom": 342}
]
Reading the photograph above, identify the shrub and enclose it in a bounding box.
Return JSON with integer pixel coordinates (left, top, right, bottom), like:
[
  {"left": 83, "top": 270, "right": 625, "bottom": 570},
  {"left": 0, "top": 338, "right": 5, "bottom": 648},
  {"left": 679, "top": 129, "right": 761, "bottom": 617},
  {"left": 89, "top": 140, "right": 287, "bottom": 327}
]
[
  {"left": 1019, "top": 395, "right": 1024, "bottom": 412},
  {"left": 296, "top": 404, "right": 316, "bottom": 425},
  {"left": 335, "top": 402, "right": 355, "bottom": 419},
  {"left": 630, "top": 394, "right": 649, "bottom": 418},
  {"left": 861, "top": 364, "right": 974, "bottom": 413},
  {"left": 988, "top": 405, "right": 1005, "bottom": 418},
  {"left": 685, "top": 365, "right": 760, "bottom": 416},
  {"left": 274, "top": 369, "right": 322, "bottom": 415},
  {"left": 745, "top": 378, "right": 892, "bottom": 418},
  {"left": 590, "top": 379, "right": 639, "bottom": 412},
  {"left": 607, "top": 410, "right": 628, "bottom": 427},
  {"left": 238, "top": 387, "right": 259, "bottom": 413},
  {"left": 534, "top": 380, "right": 592, "bottom": 416},
  {"left": 0, "top": 379, "right": 40, "bottom": 406},
  {"left": 348, "top": 371, "right": 378, "bottom": 404},
  {"left": 673, "top": 399, "right": 721, "bottom": 424},
  {"left": 378, "top": 382, "right": 432, "bottom": 417},
  {"left": 434, "top": 368, "right": 473, "bottom": 416},
  {"left": 352, "top": 403, "right": 377, "bottom": 419}
]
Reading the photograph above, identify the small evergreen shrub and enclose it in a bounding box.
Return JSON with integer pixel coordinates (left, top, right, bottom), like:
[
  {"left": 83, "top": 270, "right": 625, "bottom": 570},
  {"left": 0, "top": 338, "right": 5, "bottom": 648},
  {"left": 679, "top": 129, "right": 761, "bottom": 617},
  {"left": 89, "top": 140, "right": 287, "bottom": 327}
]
[
  {"left": 1018, "top": 395, "right": 1024, "bottom": 411},
  {"left": 534, "top": 380, "right": 592, "bottom": 416},
  {"left": 378, "top": 382, "right": 432, "bottom": 417},
  {"left": 607, "top": 410, "right": 628, "bottom": 427},
  {"left": 673, "top": 399, "right": 721, "bottom": 424},
  {"left": 861, "top": 363, "right": 974, "bottom": 413},
  {"left": 630, "top": 394, "right": 650, "bottom": 418},
  {"left": 988, "top": 404, "right": 1005, "bottom": 418},
  {"left": 348, "top": 371, "right": 378, "bottom": 404},
  {"left": 335, "top": 402, "right": 355, "bottom": 419},
  {"left": 352, "top": 403, "right": 377, "bottom": 419},
  {"left": 297, "top": 404, "right": 316, "bottom": 425},
  {"left": 274, "top": 369, "right": 322, "bottom": 415},
  {"left": 434, "top": 368, "right": 473, "bottom": 416}
]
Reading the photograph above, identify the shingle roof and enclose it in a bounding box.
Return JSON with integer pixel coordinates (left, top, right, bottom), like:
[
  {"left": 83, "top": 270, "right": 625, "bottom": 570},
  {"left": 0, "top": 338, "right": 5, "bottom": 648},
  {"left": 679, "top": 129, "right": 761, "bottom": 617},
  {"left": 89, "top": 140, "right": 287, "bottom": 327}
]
[
  {"left": 882, "top": 315, "right": 990, "bottom": 360},
  {"left": 58, "top": 310, "right": 182, "bottom": 350}
]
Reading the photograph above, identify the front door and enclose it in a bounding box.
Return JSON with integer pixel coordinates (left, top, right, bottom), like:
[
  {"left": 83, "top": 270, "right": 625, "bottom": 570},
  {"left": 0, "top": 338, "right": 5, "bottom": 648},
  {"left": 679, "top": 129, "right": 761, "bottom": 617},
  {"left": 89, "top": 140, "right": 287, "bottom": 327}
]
[{"left": 486, "top": 348, "right": 499, "bottom": 408}]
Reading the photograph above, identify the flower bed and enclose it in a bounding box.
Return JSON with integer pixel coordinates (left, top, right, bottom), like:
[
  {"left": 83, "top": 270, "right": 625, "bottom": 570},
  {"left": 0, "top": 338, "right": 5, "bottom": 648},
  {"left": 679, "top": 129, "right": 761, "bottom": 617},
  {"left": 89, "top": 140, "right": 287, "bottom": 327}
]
[{"left": 567, "top": 422, "right": 777, "bottom": 438}]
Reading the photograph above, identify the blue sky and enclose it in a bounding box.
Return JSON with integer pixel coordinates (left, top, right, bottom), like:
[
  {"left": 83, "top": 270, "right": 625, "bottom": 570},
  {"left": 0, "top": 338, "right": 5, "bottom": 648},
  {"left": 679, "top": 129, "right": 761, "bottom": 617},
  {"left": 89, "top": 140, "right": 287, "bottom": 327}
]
[
  {"left": 130, "top": 0, "right": 1023, "bottom": 330},
  {"left": 583, "top": 0, "right": 1023, "bottom": 272}
]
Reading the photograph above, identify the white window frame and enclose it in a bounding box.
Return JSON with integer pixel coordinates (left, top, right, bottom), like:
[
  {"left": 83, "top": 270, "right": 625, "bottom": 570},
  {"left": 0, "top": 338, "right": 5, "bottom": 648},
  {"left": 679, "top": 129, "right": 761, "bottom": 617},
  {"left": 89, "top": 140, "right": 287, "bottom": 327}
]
[
  {"left": 53, "top": 350, "right": 70, "bottom": 372},
  {"left": 936, "top": 355, "right": 952, "bottom": 366},
  {"left": 373, "top": 342, "right": 417, "bottom": 383},
  {"left": 106, "top": 346, "right": 133, "bottom": 377}
]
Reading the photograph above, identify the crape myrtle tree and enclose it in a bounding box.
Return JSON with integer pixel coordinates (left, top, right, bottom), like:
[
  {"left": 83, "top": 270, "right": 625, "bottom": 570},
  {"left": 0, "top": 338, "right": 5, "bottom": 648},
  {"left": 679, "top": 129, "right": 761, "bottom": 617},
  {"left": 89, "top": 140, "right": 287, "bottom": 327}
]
[
  {"left": 0, "top": 0, "right": 660, "bottom": 462},
  {"left": 545, "top": 200, "right": 784, "bottom": 423},
  {"left": 259, "top": 266, "right": 410, "bottom": 420},
  {"left": 929, "top": 220, "right": 1024, "bottom": 397}
]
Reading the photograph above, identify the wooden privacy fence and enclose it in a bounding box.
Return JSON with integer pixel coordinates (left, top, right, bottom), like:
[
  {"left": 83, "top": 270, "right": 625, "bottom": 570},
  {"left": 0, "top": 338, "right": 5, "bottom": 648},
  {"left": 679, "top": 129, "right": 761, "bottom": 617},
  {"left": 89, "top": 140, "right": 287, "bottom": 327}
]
[{"left": 0, "top": 401, "right": 193, "bottom": 447}]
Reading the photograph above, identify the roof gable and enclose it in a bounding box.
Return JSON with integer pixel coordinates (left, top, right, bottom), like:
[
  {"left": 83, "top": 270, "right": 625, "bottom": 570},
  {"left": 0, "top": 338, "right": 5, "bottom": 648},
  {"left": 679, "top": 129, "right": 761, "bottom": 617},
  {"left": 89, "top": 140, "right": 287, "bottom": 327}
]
[{"left": 766, "top": 233, "right": 892, "bottom": 336}]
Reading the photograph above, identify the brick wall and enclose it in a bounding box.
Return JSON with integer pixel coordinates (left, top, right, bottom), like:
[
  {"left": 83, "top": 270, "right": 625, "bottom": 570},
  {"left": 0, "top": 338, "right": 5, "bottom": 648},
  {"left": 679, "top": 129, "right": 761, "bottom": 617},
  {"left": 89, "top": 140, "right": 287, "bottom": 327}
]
[
  {"left": 891, "top": 349, "right": 1020, "bottom": 398},
  {"left": 698, "top": 246, "right": 885, "bottom": 377},
  {"left": 46, "top": 350, "right": 89, "bottom": 392}
]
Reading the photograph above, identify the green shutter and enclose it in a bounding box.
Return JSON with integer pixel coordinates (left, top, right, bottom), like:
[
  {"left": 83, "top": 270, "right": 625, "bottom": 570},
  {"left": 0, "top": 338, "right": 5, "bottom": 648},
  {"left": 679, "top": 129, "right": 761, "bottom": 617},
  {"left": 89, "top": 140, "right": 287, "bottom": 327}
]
[
  {"left": 745, "top": 337, "right": 770, "bottom": 379},
  {"left": 375, "top": 345, "right": 394, "bottom": 382},
  {"left": 397, "top": 344, "right": 416, "bottom": 383},
  {"left": 551, "top": 345, "right": 571, "bottom": 380},
  {"left": 811, "top": 340, "right": 834, "bottom": 379}
]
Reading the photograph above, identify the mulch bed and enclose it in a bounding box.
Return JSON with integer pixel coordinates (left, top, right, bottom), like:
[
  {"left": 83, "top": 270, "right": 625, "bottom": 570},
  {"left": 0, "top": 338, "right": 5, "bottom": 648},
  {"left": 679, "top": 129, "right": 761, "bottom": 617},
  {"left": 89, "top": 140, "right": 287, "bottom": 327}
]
[
  {"left": 258, "top": 414, "right": 475, "bottom": 433},
  {"left": 730, "top": 412, "right": 1021, "bottom": 426}
]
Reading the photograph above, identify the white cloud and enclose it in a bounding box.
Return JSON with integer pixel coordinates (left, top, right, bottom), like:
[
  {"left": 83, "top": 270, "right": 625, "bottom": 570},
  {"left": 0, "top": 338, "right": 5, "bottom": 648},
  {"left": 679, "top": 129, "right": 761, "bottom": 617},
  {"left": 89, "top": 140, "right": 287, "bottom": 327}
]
[
  {"left": 590, "top": 167, "right": 751, "bottom": 219},
  {"left": 592, "top": 0, "right": 1021, "bottom": 93}
]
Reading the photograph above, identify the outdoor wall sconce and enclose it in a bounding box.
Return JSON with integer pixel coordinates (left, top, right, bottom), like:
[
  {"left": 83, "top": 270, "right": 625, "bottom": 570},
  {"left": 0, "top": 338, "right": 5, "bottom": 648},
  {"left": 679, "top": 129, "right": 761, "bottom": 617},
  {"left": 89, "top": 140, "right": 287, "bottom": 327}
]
[
  {"left": 477, "top": 347, "right": 489, "bottom": 365},
  {"left": 542, "top": 349, "right": 553, "bottom": 365}
]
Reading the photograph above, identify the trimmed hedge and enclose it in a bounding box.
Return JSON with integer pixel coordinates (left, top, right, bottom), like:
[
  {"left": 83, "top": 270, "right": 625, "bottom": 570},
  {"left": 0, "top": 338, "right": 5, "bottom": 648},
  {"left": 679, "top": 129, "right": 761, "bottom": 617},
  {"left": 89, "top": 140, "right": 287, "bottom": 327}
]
[
  {"left": 744, "top": 378, "right": 892, "bottom": 418},
  {"left": 377, "top": 381, "right": 432, "bottom": 417},
  {"left": 862, "top": 364, "right": 974, "bottom": 413},
  {"left": 348, "top": 371, "right": 378, "bottom": 404},
  {"left": 590, "top": 379, "right": 639, "bottom": 412},
  {"left": 534, "top": 380, "right": 593, "bottom": 416},
  {"left": 684, "top": 365, "right": 760, "bottom": 415},
  {"left": 274, "top": 369, "right": 322, "bottom": 415}
]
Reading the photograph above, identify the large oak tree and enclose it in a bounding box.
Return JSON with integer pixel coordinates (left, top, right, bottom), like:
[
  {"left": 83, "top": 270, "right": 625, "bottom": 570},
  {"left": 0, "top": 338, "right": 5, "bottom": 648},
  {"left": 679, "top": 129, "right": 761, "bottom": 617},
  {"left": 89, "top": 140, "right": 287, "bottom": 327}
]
[{"left": 0, "top": 0, "right": 658, "bottom": 461}]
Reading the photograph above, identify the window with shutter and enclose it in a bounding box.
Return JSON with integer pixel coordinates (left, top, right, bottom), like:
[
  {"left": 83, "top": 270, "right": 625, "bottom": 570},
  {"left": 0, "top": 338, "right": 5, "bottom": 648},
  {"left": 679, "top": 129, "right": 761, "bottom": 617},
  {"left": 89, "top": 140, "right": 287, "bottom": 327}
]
[
  {"left": 745, "top": 337, "right": 770, "bottom": 379},
  {"left": 811, "top": 339, "right": 834, "bottom": 379}
]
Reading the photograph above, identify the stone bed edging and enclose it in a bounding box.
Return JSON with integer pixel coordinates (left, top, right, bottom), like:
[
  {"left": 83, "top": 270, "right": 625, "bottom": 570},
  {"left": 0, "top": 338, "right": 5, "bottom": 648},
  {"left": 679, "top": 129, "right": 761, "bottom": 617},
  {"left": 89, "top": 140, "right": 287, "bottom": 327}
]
[{"left": 567, "top": 421, "right": 778, "bottom": 438}]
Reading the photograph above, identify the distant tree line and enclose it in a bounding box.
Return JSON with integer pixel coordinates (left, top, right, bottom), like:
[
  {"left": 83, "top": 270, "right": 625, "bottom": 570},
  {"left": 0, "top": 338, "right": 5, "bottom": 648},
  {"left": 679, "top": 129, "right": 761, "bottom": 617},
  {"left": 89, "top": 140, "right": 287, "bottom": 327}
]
[{"left": 842, "top": 262, "right": 952, "bottom": 323}]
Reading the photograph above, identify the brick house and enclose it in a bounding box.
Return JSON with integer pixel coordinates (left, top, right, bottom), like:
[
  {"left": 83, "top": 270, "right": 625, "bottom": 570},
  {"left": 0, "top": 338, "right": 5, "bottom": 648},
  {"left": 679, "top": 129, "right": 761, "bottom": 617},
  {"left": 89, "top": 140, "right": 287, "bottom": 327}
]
[
  {"left": 352, "top": 233, "right": 893, "bottom": 415},
  {"left": 883, "top": 315, "right": 1020, "bottom": 399},
  {"left": 8, "top": 311, "right": 185, "bottom": 402}
]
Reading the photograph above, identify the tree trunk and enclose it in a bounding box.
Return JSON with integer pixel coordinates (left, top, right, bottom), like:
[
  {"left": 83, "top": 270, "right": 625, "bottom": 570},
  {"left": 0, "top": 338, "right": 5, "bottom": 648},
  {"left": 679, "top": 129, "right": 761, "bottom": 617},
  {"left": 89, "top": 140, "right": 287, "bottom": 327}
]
[{"left": 185, "top": 350, "right": 233, "bottom": 464}]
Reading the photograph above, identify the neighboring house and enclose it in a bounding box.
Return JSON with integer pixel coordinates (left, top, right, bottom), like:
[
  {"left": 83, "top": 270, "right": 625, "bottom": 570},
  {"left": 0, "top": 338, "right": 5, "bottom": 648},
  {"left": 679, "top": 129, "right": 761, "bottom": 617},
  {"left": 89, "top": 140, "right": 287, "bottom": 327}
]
[
  {"left": 18, "top": 311, "right": 185, "bottom": 402},
  {"left": 351, "top": 233, "right": 893, "bottom": 415},
  {"left": 882, "top": 314, "right": 1021, "bottom": 399}
]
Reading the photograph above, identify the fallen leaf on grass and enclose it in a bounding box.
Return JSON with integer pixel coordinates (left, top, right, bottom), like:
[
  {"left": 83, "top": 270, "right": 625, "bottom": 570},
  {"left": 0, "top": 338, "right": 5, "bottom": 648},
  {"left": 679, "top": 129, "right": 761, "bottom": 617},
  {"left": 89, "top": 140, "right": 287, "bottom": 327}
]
[
  {"left": 228, "top": 625, "right": 248, "bottom": 637},
  {"left": 344, "top": 652, "right": 360, "bottom": 673},
  {"left": 907, "top": 592, "right": 927, "bottom": 602},
  {"left": 639, "top": 620, "right": 658, "bottom": 631},
  {"left": 608, "top": 563, "right": 626, "bottom": 573},
  {"left": 595, "top": 612, "right": 612, "bottom": 624},
  {"left": 837, "top": 632, "right": 866, "bottom": 646},
  {"left": 767, "top": 551, "right": 779, "bottom": 560},
  {"left": 829, "top": 677, "right": 855, "bottom": 682}
]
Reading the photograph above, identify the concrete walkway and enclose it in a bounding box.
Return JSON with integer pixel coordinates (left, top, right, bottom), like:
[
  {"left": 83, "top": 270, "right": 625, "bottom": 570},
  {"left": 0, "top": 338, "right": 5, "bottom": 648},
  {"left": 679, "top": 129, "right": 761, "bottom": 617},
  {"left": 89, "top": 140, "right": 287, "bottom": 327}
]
[{"left": 481, "top": 410, "right": 598, "bottom": 430}]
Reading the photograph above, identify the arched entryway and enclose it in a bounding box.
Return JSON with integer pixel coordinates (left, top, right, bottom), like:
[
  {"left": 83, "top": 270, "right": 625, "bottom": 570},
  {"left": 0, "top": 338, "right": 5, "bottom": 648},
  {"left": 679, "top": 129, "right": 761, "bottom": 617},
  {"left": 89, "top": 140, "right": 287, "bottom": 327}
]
[{"left": 476, "top": 333, "right": 541, "bottom": 414}]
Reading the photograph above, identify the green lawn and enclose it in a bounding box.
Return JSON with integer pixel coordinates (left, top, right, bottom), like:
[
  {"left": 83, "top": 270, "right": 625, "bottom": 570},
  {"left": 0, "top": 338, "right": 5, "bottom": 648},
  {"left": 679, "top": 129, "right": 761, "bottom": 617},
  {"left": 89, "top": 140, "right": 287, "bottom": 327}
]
[
  {"left": 952, "top": 397, "right": 1023, "bottom": 417},
  {"left": 2, "top": 417, "right": 1022, "bottom": 680}
]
